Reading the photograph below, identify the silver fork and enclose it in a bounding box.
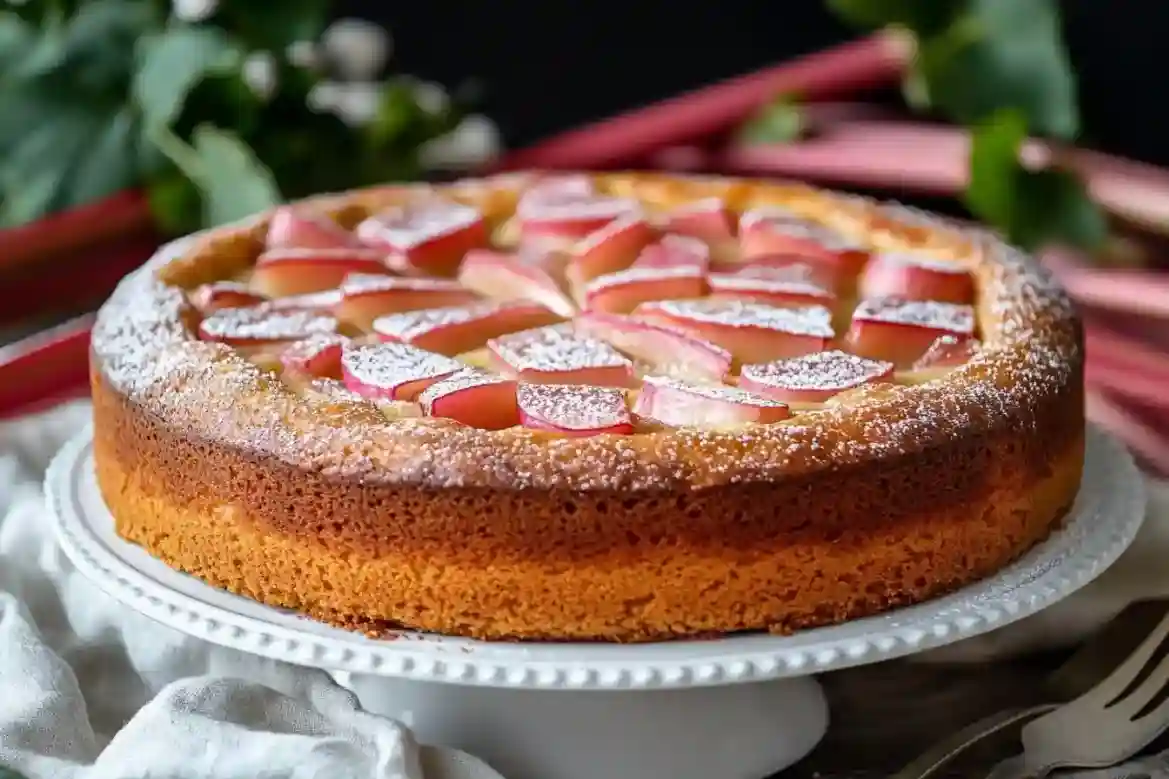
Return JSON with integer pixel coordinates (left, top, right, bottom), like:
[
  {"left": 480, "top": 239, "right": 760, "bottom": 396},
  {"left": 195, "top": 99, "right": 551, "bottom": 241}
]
[{"left": 989, "top": 609, "right": 1169, "bottom": 778}]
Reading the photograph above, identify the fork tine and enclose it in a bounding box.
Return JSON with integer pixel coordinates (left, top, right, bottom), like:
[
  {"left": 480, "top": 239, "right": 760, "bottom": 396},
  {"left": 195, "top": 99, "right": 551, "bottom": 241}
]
[
  {"left": 1115, "top": 636, "right": 1169, "bottom": 718},
  {"left": 1083, "top": 612, "right": 1169, "bottom": 707}
]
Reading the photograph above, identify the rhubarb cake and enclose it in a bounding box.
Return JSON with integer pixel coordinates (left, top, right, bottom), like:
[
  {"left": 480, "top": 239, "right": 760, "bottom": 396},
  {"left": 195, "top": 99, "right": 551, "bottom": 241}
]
[{"left": 90, "top": 172, "right": 1085, "bottom": 642}]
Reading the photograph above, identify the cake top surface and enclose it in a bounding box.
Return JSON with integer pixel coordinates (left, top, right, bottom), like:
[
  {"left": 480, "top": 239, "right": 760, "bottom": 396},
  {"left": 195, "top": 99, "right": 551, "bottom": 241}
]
[{"left": 92, "top": 171, "right": 1081, "bottom": 491}]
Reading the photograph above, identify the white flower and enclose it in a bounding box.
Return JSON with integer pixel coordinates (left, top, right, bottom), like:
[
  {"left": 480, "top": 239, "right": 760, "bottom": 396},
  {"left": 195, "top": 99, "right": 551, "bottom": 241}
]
[
  {"left": 172, "top": 0, "right": 217, "bottom": 23},
  {"left": 322, "top": 18, "right": 392, "bottom": 82},
  {"left": 286, "top": 41, "right": 321, "bottom": 70},
  {"left": 242, "top": 51, "right": 278, "bottom": 101},
  {"left": 419, "top": 115, "right": 502, "bottom": 170},
  {"left": 307, "top": 81, "right": 382, "bottom": 127},
  {"left": 411, "top": 80, "right": 449, "bottom": 116}
]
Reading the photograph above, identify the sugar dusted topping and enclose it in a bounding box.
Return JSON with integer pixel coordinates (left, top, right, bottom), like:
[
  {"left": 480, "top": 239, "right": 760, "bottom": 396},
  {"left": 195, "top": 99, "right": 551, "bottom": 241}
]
[
  {"left": 876, "top": 252, "right": 969, "bottom": 274},
  {"left": 373, "top": 300, "right": 530, "bottom": 341},
  {"left": 517, "top": 384, "right": 630, "bottom": 430},
  {"left": 707, "top": 274, "right": 832, "bottom": 300},
  {"left": 341, "top": 273, "right": 465, "bottom": 295},
  {"left": 281, "top": 333, "right": 349, "bottom": 361},
  {"left": 740, "top": 206, "right": 859, "bottom": 250},
  {"left": 357, "top": 200, "right": 481, "bottom": 249},
  {"left": 199, "top": 307, "right": 337, "bottom": 342},
  {"left": 853, "top": 297, "right": 975, "bottom": 334},
  {"left": 645, "top": 299, "right": 835, "bottom": 337},
  {"left": 585, "top": 264, "right": 705, "bottom": 293},
  {"left": 91, "top": 172, "right": 1082, "bottom": 492},
  {"left": 490, "top": 326, "right": 630, "bottom": 373},
  {"left": 418, "top": 367, "right": 510, "bottom": 410},
  {"left": 342, "top": 342, "right": 461, "bottom": 387},
  {"left": 742, "top": 350, "right": 893, "bottom": 391},
  {"left": 642, "top": 375, "right": 785, "bottom": 407},
  {"left": 266, "top": 288, "right": 344, "bottom": 310}
]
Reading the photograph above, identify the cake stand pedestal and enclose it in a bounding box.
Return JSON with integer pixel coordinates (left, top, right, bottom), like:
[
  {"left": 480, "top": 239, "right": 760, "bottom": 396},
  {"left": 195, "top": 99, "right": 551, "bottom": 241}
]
[{"left": 47, "top": 427, "right": 1145, "bottom": 779}]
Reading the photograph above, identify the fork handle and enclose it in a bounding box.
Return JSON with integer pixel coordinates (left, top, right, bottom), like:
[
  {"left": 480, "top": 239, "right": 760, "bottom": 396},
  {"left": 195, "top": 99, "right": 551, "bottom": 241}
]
[{"left": 890, "top": 703, "right": 1059, "bottom": 779}]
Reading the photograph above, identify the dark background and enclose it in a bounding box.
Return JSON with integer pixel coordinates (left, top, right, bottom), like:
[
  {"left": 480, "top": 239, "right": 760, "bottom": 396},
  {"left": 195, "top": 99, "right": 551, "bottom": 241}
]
[{"left": 339, "top": 1, "right": 1168, "bottom": 166}]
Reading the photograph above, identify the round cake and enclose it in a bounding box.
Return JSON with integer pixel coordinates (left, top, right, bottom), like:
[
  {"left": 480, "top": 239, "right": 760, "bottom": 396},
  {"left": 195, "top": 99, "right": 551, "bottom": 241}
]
[{"left": 90, "top": 172, "right": 1085, "bottom": 642}]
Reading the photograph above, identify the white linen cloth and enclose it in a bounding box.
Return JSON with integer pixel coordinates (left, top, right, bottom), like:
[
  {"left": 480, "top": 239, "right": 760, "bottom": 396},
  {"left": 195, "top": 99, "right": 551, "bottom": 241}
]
[
  {"left": 0, "top": 402, "right": 424, "bottom": 779},
  {"left": 3, "top": 401, "right": 1169, "bottom": 779}
]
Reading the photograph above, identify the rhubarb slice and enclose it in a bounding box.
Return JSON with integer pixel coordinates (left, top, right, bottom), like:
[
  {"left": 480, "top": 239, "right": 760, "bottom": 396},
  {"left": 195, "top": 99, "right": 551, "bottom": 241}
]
[
  {"left": 190, "top": 281, "right": 268, "bottom": 313},
  {"left": 739, "top": 207, "right": 869, "bottom": 277},
  {"left": 337, "top": 273, "right": 479, "bottom": 329},
  {"left": 251, "top": 248, "right": 389, "bottom": 297},
  {"left": 859, "top": 252, "right": 974, "bottom": 304},
  {"left": 517, "top": 384, "right": 634, "bottom": 437},
  {"left": 341, "top": 341, "right": 463, "bottom": 400},
  {"left": 583, "top": 265, "right": 708, "bottom": 314},
  {"left": 487, "top": 325, "right": 634, "bottom": 386},
  {"left": 634, "top": 299, "right": 834, "bottom": 364},
  {"left": 634, "top": 375, "right": 790, "bottom": 426},
  {"left": 740, "top": 350, "right": 894, "bottom": 403},
  {"left": 574, "top": 311, "right": 732, "bottom": 381},
  {"left": 729, "top": 254, "right": 842, "bottom": 291},
  {"left": 197, "top": 306, "right": 337, "bottom": 346},
  {"left": 279, "top": 333, "right": 350, "bottom": 378},
  {"left": 372, "top": 300, "right": 562, "bottom": 356},
  {"left": 910, "top": 334, "right": 980, "bottom": 370},
  {"left": 266, "top": 206, "right": 360, "bottom": 249},
  {"left": 662, "top": 197, "right": 737, "bottom": 245},
  {"left": 517, "top": 183, "right": 641, "bottom": 242},
  {"left": 417, "top": 368, "right": 520, "bottom": 430},
  {"left": 707, "top": 273, "right": 835, "bottom": 308},
  {"left": 356, "top": 200, "right": 487, "bottom": 276},
  {"left": 845, "top": 297, "right": 976, "bottom": 367},
  {"left": 632, "top": 235, "right": 711, "bottom": 273},
  {"left": 567, "top": 215, "right": 657, "bottom": 285},
  {"left": 457, "top": 249, "right": 576, "bottom": 317},
  {"left": 264, "top": 288, "right": 344, "bottom": 311}
]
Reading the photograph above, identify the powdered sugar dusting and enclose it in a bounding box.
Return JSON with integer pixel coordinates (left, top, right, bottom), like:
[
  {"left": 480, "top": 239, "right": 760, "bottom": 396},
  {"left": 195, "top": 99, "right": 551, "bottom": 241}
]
[
  {"left": 490, "top": 326, "right": 631, "bottom": 373},
  {"left": 876, "top": 252, "right": 969, "bottom": 275},
  {"left": 853, "top": 297, "right": 975, "bottom": 334},
  {"left": 742, "top": 350, "right": 894, "bottom": 391},
  {"left": 707, "top": 274, "right": 833, "bottom": 300},
  {"left": 418, "top": 367, "right": 511, "bottom": 411},
  {"left": 357, "top": 200, "right": 482, "bottom": 249},
  {"left": 341, "top": 273, "right": 464, "bottom": 295},
  {"left": 645, "top": 299, "right": 835, "bottom": 337},
  {"left": 740, "top": 206, "right": 860, "bottom": 250},
  {"left": 373, "top": 300, "right": 534, "bottom": 341},
  {"left": 642, "top": 375, "right": 784, "bottom": 407},
  {"left": 90, "top": 175, "right": 1083, "bottom": 493},
  {"left": 585, "top": 264, "right": 705, "bottom": 293},
  {"left": 517, "top": 384, "right": 631, "bottom": 431},
  {"left": 199, "top": 307, "right": 337, "bottom": 343},
  {"left": 342, "top": 342, "right": 462, "bottom": 388},
  {"left": 265, "top": 288, "right": 344, "bottom": 310}
]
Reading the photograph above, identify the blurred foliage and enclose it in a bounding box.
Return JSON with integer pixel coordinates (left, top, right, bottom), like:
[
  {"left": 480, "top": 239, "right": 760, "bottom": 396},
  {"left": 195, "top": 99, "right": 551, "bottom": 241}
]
[
  {"left": 829, "top": 0, "right": 1106, "bottom": 251},
  {"left": 0, "top": 0, "right": 466, "bottom": 232},
  {"left": 740, "top": 0, "right": 1106, "bottom": 252}
]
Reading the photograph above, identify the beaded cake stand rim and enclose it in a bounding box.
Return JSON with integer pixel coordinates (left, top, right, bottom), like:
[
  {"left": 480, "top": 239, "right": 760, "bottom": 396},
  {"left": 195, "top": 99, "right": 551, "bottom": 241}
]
[{"left": 47, "top": 425, "right": 1144, "bottom": 690}]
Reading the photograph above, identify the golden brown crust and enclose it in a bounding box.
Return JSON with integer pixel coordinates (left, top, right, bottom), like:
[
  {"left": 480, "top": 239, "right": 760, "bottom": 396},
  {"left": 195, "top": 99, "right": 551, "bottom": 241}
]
[{"left": 89, "top": 172, "right": 1087, "bottom": 641}]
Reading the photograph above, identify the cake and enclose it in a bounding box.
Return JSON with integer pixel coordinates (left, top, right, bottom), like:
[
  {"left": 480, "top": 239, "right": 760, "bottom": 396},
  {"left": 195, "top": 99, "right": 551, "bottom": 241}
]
[{"left": 90, "top": 172, "right": 1085, "bottom": 642}]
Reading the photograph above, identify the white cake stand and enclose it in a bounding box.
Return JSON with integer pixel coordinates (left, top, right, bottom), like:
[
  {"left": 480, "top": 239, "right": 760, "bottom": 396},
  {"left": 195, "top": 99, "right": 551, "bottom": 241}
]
[{"left": 47, "top": 426, "right": 1144, "bottom": 779}]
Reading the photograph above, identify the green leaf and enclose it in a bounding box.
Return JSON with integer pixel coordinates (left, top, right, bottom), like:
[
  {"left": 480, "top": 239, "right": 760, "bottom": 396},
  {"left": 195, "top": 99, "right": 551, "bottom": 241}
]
[
  {"left": 0, "top": 765, "right": 29, "bottom": 779},
  {"left": 133, "top": 26, "right": 242, "bottom": 129},
  {"left": 0, "top": 14, "right": 40, "bottom": 77},
  {"left": 965, "top": 110, "right": 1106, "bottom": 250},
  {"left": 154, "top": 125, "right": 281, "bottom": 226},
  {"left": 0, "top": 101, "right": 100, "bottom": 225},
  {"left": 826, "top": 0, "right": 965, "bottom": 36},
  {"left": 916, "top": 0, "right": 1079, "bottom": 139},
  {"left": 60, "top": 108, "right": 139, "bottom": 208},
  {"left": 147, "top": 172, "right": 202, "bottom": 236},
  {"left": 737, "top": 96, "right": 805, "bottom": 145}
]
